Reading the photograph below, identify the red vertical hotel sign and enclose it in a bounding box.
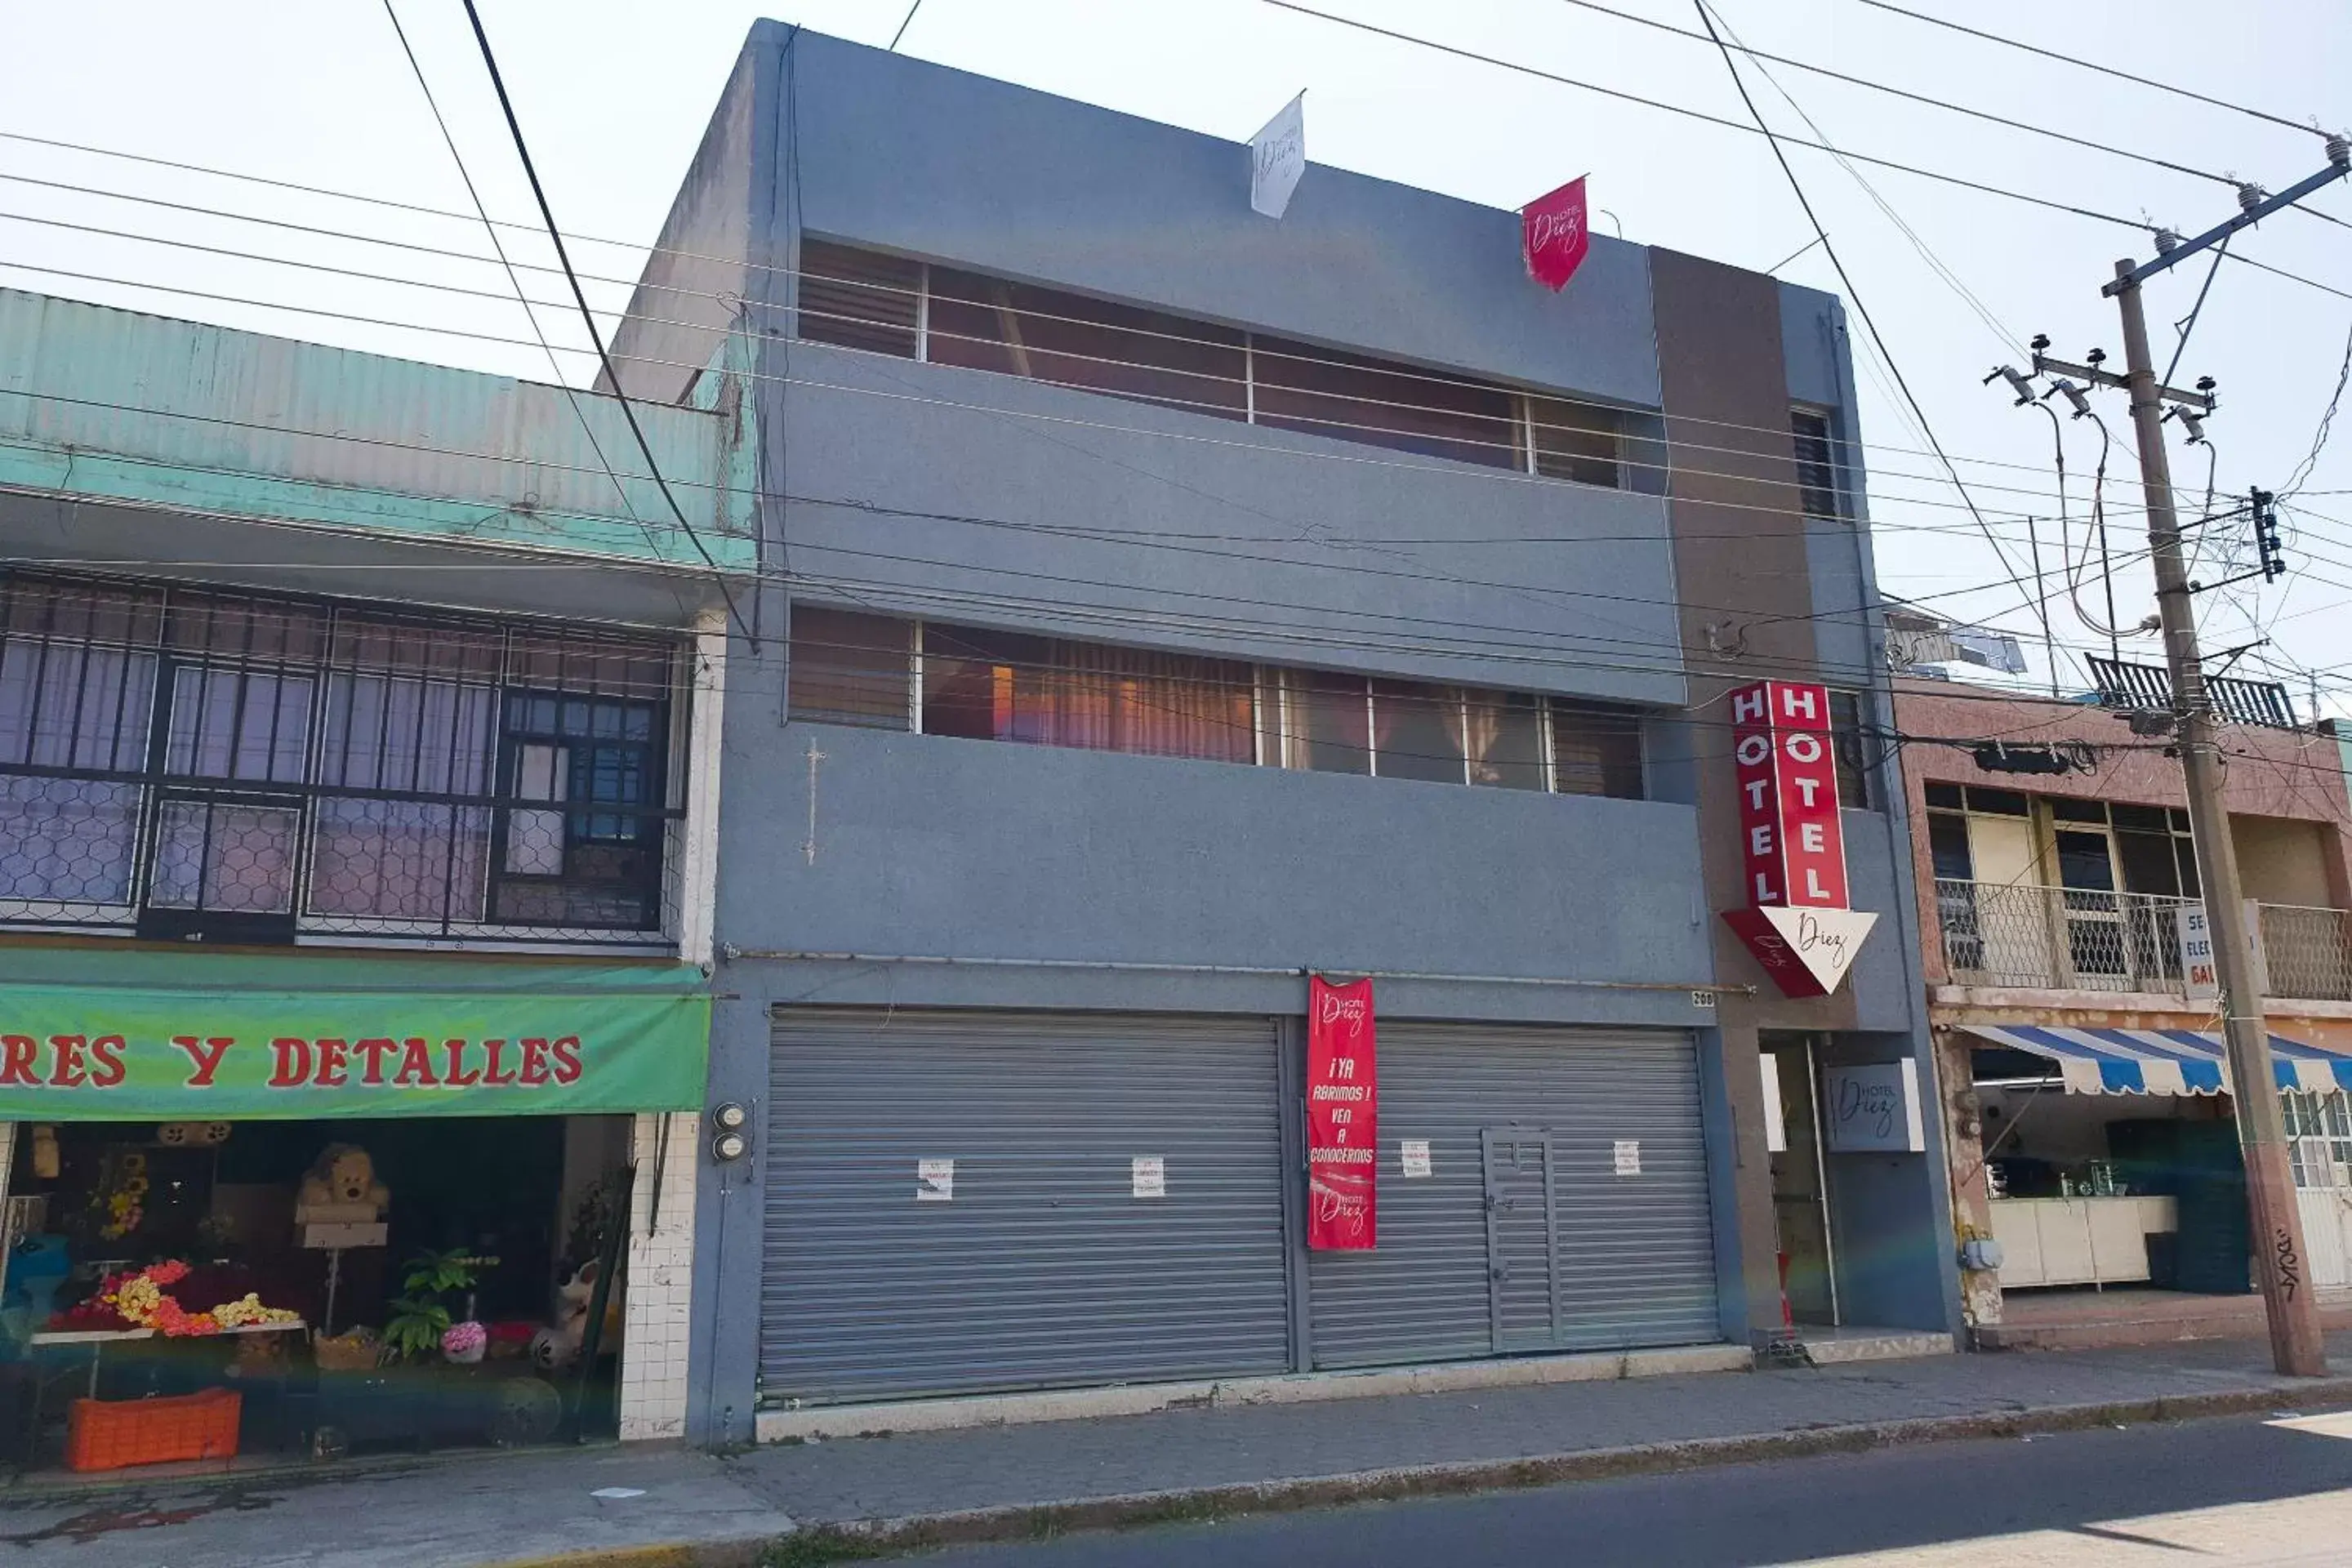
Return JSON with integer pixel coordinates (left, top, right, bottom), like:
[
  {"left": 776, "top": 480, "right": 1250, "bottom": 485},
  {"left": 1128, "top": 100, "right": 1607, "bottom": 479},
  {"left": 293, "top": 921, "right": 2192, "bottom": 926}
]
[
  {"left": 1307, "top": 975, "right": 1376, "bottom": 1250},
  {"left": 1732, "top": 680, "right": 1847, "bottom": 910},
  {"left": 1720, "top": 679, "right": 1878, "bottom": 998}
]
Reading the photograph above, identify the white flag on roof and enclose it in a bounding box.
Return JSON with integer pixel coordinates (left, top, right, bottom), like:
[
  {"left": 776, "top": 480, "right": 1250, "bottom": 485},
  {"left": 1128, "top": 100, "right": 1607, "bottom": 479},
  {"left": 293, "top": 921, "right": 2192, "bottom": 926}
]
[{"left": 1250, "top": 92, "right": 1306, "bottom": 220}]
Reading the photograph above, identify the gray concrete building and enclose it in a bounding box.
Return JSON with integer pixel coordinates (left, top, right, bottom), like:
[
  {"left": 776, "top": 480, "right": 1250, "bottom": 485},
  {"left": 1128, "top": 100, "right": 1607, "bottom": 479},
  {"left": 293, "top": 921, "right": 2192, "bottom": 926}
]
[{"left": 613, "top": 24, "right": 1962, "bottom": 1447}]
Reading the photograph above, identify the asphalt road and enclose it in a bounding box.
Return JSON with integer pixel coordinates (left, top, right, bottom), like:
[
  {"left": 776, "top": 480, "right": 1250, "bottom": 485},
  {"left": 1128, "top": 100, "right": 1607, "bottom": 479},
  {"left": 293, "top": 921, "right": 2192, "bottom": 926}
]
[{"left": 904, "top": 1408, "right": 2352, "bottom": 1567}]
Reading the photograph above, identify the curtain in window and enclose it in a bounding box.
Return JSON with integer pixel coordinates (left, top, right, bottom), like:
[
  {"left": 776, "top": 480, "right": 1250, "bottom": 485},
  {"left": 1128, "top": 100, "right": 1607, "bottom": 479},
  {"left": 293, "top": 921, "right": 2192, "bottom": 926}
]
[
  {"left": 1371, "top": 680, "right": 1464, "bottom": 783},
  {"left": 1464, "top": 691, "right": 1545, "bottom": 790},
  {"left": 924, "top": 630, "right": 1254, "bottom": 762},
  {"left": 309, "top": 672, "right": 496, "bottom": 922},
  {"left": 0, "top": 639, "right": 155, "bottom": 905},
  {"left": 1282, "top": 670, "right": 1370, "bottom": 774}
]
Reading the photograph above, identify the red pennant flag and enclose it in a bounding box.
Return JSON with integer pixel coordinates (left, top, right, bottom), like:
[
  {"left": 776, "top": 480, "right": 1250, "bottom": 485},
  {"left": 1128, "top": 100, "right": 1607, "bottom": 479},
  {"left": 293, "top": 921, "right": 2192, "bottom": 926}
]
[{"left": 1523, "top": 176, "right": 1592, "bottom": 292}]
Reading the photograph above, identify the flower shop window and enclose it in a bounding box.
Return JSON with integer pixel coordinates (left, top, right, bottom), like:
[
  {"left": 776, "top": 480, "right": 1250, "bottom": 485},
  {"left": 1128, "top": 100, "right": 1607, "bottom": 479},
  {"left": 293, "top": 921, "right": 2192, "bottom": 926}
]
[{"left": 7, "top": 1113, "right": 634, "bottom": 1468}]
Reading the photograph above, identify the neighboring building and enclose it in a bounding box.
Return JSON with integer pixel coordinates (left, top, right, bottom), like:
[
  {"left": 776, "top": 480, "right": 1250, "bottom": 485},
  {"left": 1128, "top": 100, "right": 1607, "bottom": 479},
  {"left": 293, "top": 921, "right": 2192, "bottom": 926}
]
[
  {"left": 619, "top": 27, "right": 1958, "bottom": 1447},
  {"left": 1898, "top": 666, "right": 2352, "bottom": 1348},
  {"left": 0, "top": 288, "right": 751, "bottom": 1449}
]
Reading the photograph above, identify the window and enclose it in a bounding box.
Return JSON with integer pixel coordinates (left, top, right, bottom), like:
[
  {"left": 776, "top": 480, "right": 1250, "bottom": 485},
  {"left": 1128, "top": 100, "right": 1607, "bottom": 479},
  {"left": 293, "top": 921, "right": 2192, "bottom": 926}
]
[
  {"left": 1526, "top": 394, "right": 1621, "bottom": 487},
  {"left": 0, "top": 574, "right": 678, "bottom": 943},
  {"left": 1927, "top": 813, "right": 1974, "bottom": 881},
  {"left": 2285, "top": 1092, "right": 2352, "bottom": 1190},
  {"left": 929, "top": 267, "right": 1248, "bottom": 420},
  {"left": 792, "top": 242, "right": 1656, "bottom": 488},
  {"left": 1551, "top": 702, "right": 1644, "bottom": 800},
  {"left": 1829, "top": 689, "right": 1872, "bottom": 809},
  {"left": 1281, "top": 670, "right": 1372, "bottom": 775},
  {"left": 919, "top": 626, "right": 1256, "bottom": 763},
  {"left": 797, "top": 239, "right": 921, "bottom": 359},
  {"left": 490, "top": 683, "right": 667, "bottom": 930},
  {"left": 782, "top": 607, "right": 1649, "bottom": 800},
  {"left": 1792, "top": 408, "right": 1842, "bottom": 519},
  {"left": 1370, "top": 679, "right": 1467, "bottom": 782},
  {"left": 1929, "top": 810, "right": 1984, "bottom": 971},
  {"left": 0, "top": 578, "right": 159, "bottom": 908},
  {"left": 1924, "top": 782, "right": 1965, "bottom": 811},
  {"left": 1466, "top": 692, "right": 1546, "bottom": 791},
  {"left": 1254, "top": 338, "right": 1515, "bottom": 467},
  {"left": 788, "top": 607, "right": 911, "bottom": 729}
]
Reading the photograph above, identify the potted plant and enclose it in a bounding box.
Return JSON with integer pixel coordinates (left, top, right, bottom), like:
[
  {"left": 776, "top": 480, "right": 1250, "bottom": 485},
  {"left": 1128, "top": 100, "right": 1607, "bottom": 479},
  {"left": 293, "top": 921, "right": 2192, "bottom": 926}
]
[{"left": 381, "top": 1249, "right": 497, "bottom": 1364}]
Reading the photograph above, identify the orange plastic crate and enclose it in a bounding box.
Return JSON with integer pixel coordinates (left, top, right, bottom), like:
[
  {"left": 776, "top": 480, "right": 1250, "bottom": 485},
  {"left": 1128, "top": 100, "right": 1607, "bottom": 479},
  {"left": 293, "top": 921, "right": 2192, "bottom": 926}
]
[{"left": 65, "top": 1388, "right": 241, "bottom": 1472}]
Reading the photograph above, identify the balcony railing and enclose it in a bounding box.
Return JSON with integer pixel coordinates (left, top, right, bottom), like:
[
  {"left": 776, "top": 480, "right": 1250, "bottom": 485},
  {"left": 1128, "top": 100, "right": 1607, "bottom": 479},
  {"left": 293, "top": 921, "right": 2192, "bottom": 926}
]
[
  {"left": 2259, "top": 904, "right": 2352, "bottom": 1003},
  {"left": 1935, "top": 880, "right": 2352, "bottom": 1002}
]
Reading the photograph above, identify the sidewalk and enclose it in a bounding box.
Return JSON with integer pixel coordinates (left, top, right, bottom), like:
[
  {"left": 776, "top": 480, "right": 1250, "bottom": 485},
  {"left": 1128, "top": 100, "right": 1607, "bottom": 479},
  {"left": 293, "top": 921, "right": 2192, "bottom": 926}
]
[{"left": 6, "top": 1335, "right": 2352, "bottom": 1566}]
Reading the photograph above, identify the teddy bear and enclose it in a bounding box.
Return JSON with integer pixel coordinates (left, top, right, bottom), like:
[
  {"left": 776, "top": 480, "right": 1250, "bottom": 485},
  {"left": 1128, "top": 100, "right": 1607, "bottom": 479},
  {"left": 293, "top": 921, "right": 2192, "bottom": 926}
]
[
  {"left": 295, "top": 1144, "right": 390, "bottom": 1222},
  {"left": 528, "top": 1258, "right": 624, "bottom": 1370}
]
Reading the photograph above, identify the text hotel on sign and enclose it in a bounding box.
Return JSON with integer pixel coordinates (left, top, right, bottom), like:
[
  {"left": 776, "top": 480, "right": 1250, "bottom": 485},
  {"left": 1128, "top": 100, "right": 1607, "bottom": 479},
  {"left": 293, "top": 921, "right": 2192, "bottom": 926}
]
[{"left": 1731, "top": 680, "right": 1849, "bottom": 910}]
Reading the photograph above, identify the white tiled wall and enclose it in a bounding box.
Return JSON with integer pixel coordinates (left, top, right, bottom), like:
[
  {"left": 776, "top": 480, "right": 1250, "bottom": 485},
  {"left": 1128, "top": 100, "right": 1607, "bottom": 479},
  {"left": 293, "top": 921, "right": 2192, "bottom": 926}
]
[{"left": 618, "top": 1110, "right": 697, "bottom": 1441}]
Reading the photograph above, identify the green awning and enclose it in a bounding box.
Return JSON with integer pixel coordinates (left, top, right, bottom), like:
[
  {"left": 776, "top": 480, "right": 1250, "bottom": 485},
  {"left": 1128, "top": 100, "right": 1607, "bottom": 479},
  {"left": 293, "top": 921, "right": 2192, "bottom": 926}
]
[{"left": 0, "top": 945, "right": 709, "bottom": 1120}]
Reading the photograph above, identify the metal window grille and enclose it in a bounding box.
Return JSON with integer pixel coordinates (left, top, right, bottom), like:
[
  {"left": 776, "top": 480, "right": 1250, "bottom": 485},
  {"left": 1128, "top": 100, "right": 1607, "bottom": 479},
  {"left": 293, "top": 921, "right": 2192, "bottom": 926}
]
[
  {"left": 2087, "top": 656, "right": 2297, "bottom": 729},
  {"left": 793, "top": 242, "right": 1654, "bottom": 488},
  {"left": 0, "top": 572, "right": 681, "bottom": 947}
]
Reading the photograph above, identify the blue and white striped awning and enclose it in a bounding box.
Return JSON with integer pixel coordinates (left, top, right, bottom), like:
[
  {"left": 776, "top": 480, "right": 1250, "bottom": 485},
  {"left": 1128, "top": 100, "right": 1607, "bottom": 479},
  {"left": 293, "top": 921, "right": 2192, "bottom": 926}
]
[{"left": 1962, "top": 1024, "right": 2352, "bottom": 1096}]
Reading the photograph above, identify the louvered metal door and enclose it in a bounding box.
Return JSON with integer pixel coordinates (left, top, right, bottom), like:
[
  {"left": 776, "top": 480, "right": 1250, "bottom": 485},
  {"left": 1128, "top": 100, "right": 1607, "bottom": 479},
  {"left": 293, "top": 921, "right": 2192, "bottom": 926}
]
[
  {"left": 1309, "top": 1022, "right": 1718, "bottom": 1368},
  {"left": 1481, "top": 1130, "right": 1561, "bottom": 1352},
  {"left": 761, "top": 1008, "right": 1290, "bottom": 1405}
]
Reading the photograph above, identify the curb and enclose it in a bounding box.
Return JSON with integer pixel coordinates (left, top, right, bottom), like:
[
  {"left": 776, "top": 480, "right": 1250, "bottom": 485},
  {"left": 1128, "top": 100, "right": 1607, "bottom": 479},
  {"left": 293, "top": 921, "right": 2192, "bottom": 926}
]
[{"left": 497, "top": 1376, "right": 2352, "bottom": 1566}]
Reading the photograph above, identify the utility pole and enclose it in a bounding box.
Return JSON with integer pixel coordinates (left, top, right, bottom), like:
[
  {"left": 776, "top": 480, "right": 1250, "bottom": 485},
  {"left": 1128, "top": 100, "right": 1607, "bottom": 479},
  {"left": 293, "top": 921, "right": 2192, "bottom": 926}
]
[
  {"left": 2021, "top": 141, "right": 2349, "bottom": 1376},
  {"left": 2113, "top": 263, "right": 2322, "bottom": 1375}
]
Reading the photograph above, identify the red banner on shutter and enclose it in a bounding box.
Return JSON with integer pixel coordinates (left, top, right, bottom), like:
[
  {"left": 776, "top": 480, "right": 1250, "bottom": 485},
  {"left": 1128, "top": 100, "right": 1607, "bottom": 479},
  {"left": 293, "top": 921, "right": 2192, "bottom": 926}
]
[
  {"left": 1307, "top": 975, "right": 1377, "bottom": 1250},
  {"left": 1522, "top": 176, "right": 1592, "bottom": 292}
]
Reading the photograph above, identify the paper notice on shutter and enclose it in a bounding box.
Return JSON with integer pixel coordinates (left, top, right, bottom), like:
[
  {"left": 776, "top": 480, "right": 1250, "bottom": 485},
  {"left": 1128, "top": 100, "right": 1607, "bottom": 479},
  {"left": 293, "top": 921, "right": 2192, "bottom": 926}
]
[
  {"left": 1613, "top": 1139, "right": 1642, "bottom": 1177},
  {"left": 1132, "top": 1156, "right": 1166, "bottom": 1199},
  {"left": 1400, "top": 1139, "right": 1432, "bottom": 1178},
  {"left": 916, "top": 1158, "right": 955, "bottom": 1201}
]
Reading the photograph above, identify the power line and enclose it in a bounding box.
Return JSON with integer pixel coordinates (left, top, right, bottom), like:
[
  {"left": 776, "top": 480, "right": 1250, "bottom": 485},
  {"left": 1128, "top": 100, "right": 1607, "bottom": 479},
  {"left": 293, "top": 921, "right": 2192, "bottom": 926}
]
[
  {"left": 1849, "top": 0, "right": 2339, "bottom": 141},
  {"left": 1552, "top": 0, "right": 2246, "bottom": 192},
  {"left": 0, "top": 174, "right": 2117, "bottom": 489},
  {"left": 0, "top": 217, "right": 2191, "bottom": 522},
  {"left": 454, "top": 0, "right": 754, "bottom": 647},
  {"left": 0, "top": 335, "right": 2207, "bottom": 558},
  {"left": 376, "top": 0, "right": 685, "bottom": 596},
  {"left": 2221, "top": 248, "right": 2352, "bottom": 305},
  {"left": 0, "top": 394, "right": 2176, "bottom": 690},
  {"left": 1699, "top": 6, "right": 2023, "bottom": 357},
  {"left": 1262, "top": 1, "right": 2152, "bottom": 232},
  {"left": 2282, "top": 320, "right": 2352, "bottom": 499},
  {"left": 0, "top": 414, "right": 2145, "bottom": 666},
  {"left": 7, "top": 137, "right": 2345, "bottom": 480},
  {"left": 1688, "top": 1, "right": 2048, "bottom": 643}
]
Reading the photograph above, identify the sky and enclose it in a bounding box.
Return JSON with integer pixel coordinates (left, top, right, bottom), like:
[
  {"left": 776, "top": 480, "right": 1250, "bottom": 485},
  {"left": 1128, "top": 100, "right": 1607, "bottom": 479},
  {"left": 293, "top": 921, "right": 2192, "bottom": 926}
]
[{"left": 3, "top": 0, "right": 2350, "bottom": 710}]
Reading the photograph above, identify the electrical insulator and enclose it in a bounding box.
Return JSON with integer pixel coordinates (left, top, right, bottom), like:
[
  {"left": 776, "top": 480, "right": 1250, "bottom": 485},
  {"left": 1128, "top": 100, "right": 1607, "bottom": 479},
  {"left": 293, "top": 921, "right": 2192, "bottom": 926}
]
[{"left": 2252, "top": 488, "right": 2286, "bottom": 582}]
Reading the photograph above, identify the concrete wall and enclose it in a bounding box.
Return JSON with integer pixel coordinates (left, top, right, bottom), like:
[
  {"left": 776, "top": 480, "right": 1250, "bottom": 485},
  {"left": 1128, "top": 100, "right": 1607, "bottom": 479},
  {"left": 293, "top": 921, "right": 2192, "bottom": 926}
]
[
  {"left": 607, "top": 43, "right": 768, "bottom": 407},
  {"left": 659, "top": 24, "right": 1953, "bottom": 1439},
  {"left": 727, "top": 720, "right": 1715, "bottom": 1025},
  {"left": 2233, "top": 815, "right": 2336, "bottom": 909},
  {"left": 775, "top": 345, "right": 1684, "bottom": 706},
  {"left": 768, "top": 31, "right": 1658, "bottom": 405}
]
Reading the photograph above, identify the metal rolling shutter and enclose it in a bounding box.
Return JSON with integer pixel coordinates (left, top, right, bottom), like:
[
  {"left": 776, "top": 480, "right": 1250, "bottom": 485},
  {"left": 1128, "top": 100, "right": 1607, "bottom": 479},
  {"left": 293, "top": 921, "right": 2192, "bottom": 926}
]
[
  {"left": 1309, "top": 1022, "right": 1718, "bottom": 1369},
  {"left": 761, "top": 1008, "right": 1290, "bottom": 1405}
]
